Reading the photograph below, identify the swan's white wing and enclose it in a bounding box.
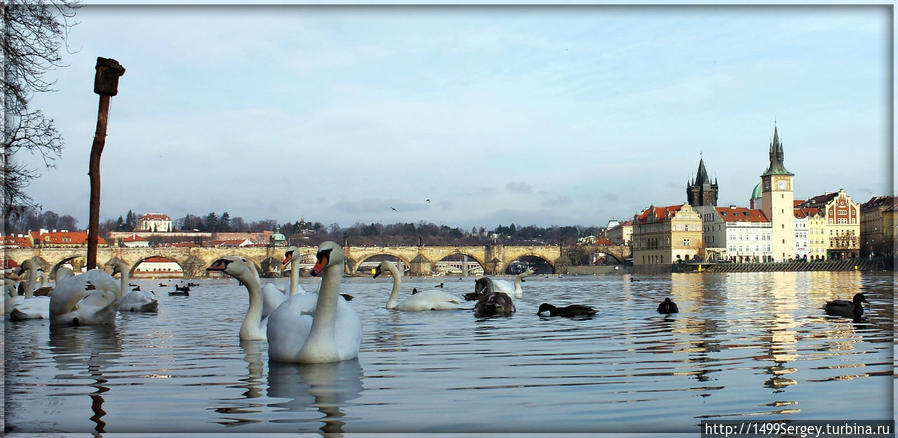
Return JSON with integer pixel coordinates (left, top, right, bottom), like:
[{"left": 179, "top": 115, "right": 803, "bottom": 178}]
[
  {"left": 261, "top": 282, "right": 288, "bottom": 319},
  {"left": 490, "top": 279, "right": 515, "bottom": 294},
  {"left": 9, "top": 296, "right": 50, "bottom": 320},
  {"left": 334, "top": 296, "right": 362, "bottom": 361},
  {"left": 267, "top": 293, "right": 318, "bottom": 362},
  {"left": 396, "top": 290, "right": 461, "bottom": 311},
  {"left": 4, "top": 295, "right": 24, "bottom": 316},
  {"left": 118, "top": 290, "right": 159, "bottom": 312},
  {"left": 50, "top": 269, "right": 118, "bottom": 325}
]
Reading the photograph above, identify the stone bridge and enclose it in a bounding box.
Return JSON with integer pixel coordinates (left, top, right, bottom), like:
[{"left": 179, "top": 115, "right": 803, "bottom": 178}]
[{"left": 2, "top": 244, "right": 588, "bottom": 278}]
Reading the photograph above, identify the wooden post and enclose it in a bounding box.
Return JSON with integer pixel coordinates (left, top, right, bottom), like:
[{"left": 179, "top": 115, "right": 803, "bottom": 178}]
[{"left": 86, "top": 57, "right": 125, "bottom": 270}]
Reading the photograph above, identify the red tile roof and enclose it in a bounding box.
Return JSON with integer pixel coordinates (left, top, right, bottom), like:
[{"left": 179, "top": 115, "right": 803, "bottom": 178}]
[
  {"left": 31, "top": 230, "right": 106, "bottom": 246},
  {"left": 123, "top": 234, "right": 148, "bottom": 242},
  {"left": 794, "top": 207, "right": 821, "bottom": 219},
  {"left": 595, "top": 237, "right": 617, "bottom": 245},
  {"left": 636, "top": 205, "right": 684, "bottom": 224},
  {"left": 715, "top": 207, "right": 769, "bottom": 223},
  {"left": 1, "top": 235, "right": 33, "bottom": 248}
]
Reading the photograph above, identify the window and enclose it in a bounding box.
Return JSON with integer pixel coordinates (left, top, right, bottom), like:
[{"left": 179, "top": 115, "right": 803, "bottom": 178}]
[{"left": 684, "top": 239, "right": 690, "bottom": 246}]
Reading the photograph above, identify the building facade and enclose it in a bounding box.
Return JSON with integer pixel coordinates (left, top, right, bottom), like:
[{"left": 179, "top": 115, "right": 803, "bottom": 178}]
[
  {"left": 759, "top": 126, "right": 795, "bottom": 262},
  {"left": 607, "top": 220, "right": 633, "bottom": 246},
  {"left": 860, "top": 195, "right": 895, "bottom": 257},
  {"left": 797, "top": 189, "right": 861, "bottom": 259},
  {"left": 632, "top": 203, "right": 703, "bottom": 265},
  {"left": 138, "top": 213, "right": 172, "bottom": 232}
]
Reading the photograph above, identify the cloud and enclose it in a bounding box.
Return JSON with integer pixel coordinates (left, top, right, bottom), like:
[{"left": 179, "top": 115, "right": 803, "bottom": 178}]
[
  {"left": 506, "top": 181, "right": 533, "bottom": 193},
  {"left": 542, "top": 196, "right": 573, "bottom": 207}
]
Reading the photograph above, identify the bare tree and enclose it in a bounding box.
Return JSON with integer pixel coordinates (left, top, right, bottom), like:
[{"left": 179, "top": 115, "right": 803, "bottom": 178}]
[{"left": 2, "top": 1, "right": 79, "bottom": 217}]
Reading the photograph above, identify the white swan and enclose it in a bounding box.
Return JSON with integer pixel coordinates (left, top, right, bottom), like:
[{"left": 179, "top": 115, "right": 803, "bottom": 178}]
[
  {"left": 112, "top": 261, "right": 159, "bottom": 312},
  {"left": 374, "top": 261, "right": 461, "bottom": 311},
  {"left": 267, "top": 241, "right": 361, "bottom": 364},
  {"left": 49, "top": 267, "right": 121, "bottom": 326},
  {"left": 207, "top": 255, "right": 271, "bottom": 341},
  {"left": 8, "top": 264, "right": 50, "bottom": 320},
  {"left": 259, "top": 247, "right": 311, "bottom": 317},
  {"left": 482, "top": 267, "right": 535, "bottom": 299},
  {"left": 4, "top": 268, "right": 27, "bottom": 316}
]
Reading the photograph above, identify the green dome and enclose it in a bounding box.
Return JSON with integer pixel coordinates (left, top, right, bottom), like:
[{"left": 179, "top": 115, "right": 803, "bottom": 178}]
[
  {"left": 270, "top": 227, "right": 286, "bottom": 244},
  {"left": 751, "top": 182, "right": 763, "bottom": 200}
]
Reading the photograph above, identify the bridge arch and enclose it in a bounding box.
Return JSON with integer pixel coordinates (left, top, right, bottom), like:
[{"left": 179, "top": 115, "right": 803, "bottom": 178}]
[
  {"left": 503, "top": 254, "right": 556, "bottom": 274},
  {"left": 126, "top": 255, "right": 185, "bottom": 278},
  {"left": 434, "top": 252, "right": 486, "bottom": 276},
  {"left": 351, "top": 253, "right": 412, "bottom": 274}
]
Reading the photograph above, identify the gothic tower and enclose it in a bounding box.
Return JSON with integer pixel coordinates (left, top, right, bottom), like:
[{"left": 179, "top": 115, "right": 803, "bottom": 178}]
[
  {"left": 687, "top": 156, "right": 718, "bottom": 207},
  {"left": 760, "top": 124, "right": 795, "bottom": 262}
]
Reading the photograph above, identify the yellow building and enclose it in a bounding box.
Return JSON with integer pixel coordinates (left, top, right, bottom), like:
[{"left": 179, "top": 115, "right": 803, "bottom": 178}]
[
  {"left": 759, "top": 125, "right": 795, "bottom": 262},
  {"left": 632, "top": 202, "right": 703, "bottom": 265}
]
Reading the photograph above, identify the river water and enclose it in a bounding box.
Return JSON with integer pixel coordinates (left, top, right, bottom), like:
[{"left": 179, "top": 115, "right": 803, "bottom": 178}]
[{"left": 3, "top": 271, "right": 893, "bottom": 435}]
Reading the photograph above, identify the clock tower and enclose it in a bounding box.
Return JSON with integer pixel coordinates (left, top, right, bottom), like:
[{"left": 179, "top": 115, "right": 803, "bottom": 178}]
[{"left": 760, "top": 125, "right": 795, "bottom": 262}]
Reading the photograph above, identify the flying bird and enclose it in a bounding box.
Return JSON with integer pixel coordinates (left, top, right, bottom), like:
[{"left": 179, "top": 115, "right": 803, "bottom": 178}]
[{"left": 391, "top": 207, "right": 398, "bottom": 211}]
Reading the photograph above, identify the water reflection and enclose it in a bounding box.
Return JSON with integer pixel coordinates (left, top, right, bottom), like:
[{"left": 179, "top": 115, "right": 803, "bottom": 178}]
[
  {"left": 267, "top": 359, "right": 364, "bottom": 434},
  {"left": 47, "top": 324, "right": 123, "bottom": 434}
]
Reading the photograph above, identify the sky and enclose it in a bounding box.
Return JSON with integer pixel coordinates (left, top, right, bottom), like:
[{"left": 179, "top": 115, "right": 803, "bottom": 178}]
[{"left": 18, "top": 4, "right": 892, "bottom": 231}]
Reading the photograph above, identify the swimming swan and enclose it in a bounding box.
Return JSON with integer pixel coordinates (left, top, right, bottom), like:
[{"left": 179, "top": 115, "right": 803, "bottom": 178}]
[
  {"left": 267, "top": 241, "right": 361, "bottom": 364},
  {"left": 479, "top": 267, "right": 535, "bottom": 299},
  {"left": 50, "top": 267, "right": 121, "bottom": 326},
  {"left": 207, "top": 256, "right": 272, "bottom": 341},
  {"left": 9, "top": 265, "right": 50, "bottom": 320},
  {"left": 374, "top": 261, "right": 461, "bottom": 311},
  {"left": 112, "top": 261, "right": 159, "bottom": 312}
]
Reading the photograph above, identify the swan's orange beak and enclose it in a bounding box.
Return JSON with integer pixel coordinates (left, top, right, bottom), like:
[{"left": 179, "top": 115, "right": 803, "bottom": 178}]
[
  {"left": 283, "top": 252, "right": 294, "bottom": 265},
  {"left": 311, "top": 253, "right": 328, "bottom": 277}
]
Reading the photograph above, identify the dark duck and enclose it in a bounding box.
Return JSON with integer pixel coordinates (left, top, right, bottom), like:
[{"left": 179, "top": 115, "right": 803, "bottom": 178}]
[
  {"left": 537, "top": 303, "right": 596, "bottom": 317},
  {"left": 824, "top": 293, "right": 867, "bottom": 318},
  {"left": 657, "top": 298, "right": 679, "bottom": 314}
]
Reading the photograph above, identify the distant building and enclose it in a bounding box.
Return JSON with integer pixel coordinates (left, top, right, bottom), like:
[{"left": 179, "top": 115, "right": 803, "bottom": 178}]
[
  {"left": 797, "top": 189, "right": 861, "bottom": 259},
  {"left": 860, "top": 195, "right": 895, "bottom": 256},
  {"left": 30, "top": 229, "right": 107, "bottom": 248},
  {"left": 607, "top": 220, "right": 633, "bottom": 246},
  {"left": 632, "top": 203, "right": 703, "bottom": 265},
  {"left": 133, "top": 256, "right": 183, "bottom": 278},
  {"left": 138, "top": 213, "right": 172, "bottom": 232},
  {"left": 121, "top": 233, "right": 149, "bottom": 248},
  {"left": 1, "top": 234, "right": 34, "bottom": 249},
  {"left": 704, "top": 206, "right": 771, "bottom": 263},
  {"left": 686, "top": 157, "right": 719, "bottom": 207},
  {"left": 759, "top": 125, "right": 795, "bottom": 262},
  {"left": 793, "top": 207, "right": 825, "bottom": 260}
]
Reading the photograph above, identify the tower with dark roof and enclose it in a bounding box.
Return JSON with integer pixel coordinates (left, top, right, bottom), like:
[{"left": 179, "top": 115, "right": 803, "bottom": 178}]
[
  {"left": 760, "top": 124, "right": 795, "bottom": 262},
  {"left": 686, "top": 157, "right": 718, "bottom": 207}
]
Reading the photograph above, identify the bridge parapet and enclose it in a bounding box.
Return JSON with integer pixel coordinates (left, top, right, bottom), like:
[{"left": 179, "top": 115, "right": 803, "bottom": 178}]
[{"left": 4, "top": 243, "right": 569, "bottom": 278}]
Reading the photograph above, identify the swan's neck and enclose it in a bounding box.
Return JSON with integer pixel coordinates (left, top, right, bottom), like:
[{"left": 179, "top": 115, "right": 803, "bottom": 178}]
[
  {"left": 289, "top": 258, "right": 301, "bottom": 296},
  {"left": 238, "top": 270, "right": 265, "bottom": 339},
  {"left": 513, "top": 273, "right": 526, "bottom": 296},
  {"left": 24, "top": 269, "right": 36, "bottom": 299},
  {"left": 299, "top": 262, "right": 342, "bottom": 362},
  {"left": 385, "top": 264, "right": 402, "bottom": 309},
  {"left": 117, "top": 264, "right": 129, "bottom": 300}
]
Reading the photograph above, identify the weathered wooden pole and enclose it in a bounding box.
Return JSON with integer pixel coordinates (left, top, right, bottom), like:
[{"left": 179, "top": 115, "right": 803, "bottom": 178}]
[{"left": 86, "top": 57, "right": 125, "bottom": 270}]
